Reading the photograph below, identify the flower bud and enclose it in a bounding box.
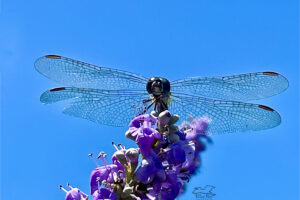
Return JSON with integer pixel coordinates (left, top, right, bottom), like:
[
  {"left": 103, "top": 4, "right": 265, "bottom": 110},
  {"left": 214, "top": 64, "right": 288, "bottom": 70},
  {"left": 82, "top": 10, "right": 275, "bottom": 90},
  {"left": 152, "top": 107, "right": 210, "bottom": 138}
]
[
  {"left": 114, "top": 151, "right": 127, "bottom": 166},
  {"left": 125, "top": 148, "right": 139, "bottom": 165},
  {"left": 157, "top": 110, "right": 172, "bottom": 127}
]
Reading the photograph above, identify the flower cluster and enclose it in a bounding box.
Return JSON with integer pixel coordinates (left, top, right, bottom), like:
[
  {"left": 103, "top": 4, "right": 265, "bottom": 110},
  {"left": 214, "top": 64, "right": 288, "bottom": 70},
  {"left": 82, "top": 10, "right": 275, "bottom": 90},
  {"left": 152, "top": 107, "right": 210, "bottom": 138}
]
[{"left": 60, "top": 110, "right": 211, "bottom": 200}]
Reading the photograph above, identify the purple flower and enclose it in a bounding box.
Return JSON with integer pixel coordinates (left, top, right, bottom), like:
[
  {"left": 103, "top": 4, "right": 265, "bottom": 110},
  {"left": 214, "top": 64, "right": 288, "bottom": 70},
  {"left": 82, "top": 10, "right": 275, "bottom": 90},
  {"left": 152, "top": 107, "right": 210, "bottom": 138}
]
[
  {"left": 66, "top": 189, "right": 83, "bottom": 200},
  {"left": 129, "top": 114, "right": 157, "bottom": 129},
  {"left": 174, "top": 130, "right": 186, "bottom": 140},
  {"left": 181, "top": 141, "right": 203, "bottom": 174},
  {"left": 127, "top": 114, "right": 161, "bottom": 157},
  {"left": 92, "top": 188, "right": 117, "bottom": 200},
  {"left": 183, "top": 117, "right": 210, "bottom": 140},
  {"left": 136, "top": 127, "right": 161, "bottom": 157},
  {"left": 135, "top": 151, "right": 166, "bottom": 184},
  {"left": 60, "top": 185, "right": 88, "bottom": 200},
  {"left": 166, "top": 142, "right": 186, "bottom": 165},
  {"left": 160, "top": 171, "right": 182, "bottom": 200},
  {"left": 90, "top": 164, "right": 120, "bottom": 194},
  {"left": 145, "top": 171, "right": 182, "bottom": 200}
]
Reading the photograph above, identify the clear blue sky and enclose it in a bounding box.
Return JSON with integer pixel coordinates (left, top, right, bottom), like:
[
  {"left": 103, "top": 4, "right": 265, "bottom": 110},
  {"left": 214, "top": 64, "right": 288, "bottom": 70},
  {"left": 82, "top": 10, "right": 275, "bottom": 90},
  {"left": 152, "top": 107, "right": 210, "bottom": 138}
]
[{"left": 0, "top": 1, "right": 299, "bottom": 199}]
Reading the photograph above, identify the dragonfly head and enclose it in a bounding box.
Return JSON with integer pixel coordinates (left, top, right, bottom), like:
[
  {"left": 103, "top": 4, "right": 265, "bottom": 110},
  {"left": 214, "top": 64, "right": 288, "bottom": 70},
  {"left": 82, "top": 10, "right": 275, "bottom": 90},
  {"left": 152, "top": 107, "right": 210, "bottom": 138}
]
[{"left": 147, "top": 77, "right": 170, "bottom": 96}]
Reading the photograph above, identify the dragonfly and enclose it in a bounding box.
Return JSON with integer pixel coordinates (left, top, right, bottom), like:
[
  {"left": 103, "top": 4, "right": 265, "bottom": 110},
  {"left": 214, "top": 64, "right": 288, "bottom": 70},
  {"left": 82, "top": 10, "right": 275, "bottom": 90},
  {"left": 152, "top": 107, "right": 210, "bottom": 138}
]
[{"left": 35, "top": 55, "right": 289, "bottom": 134}]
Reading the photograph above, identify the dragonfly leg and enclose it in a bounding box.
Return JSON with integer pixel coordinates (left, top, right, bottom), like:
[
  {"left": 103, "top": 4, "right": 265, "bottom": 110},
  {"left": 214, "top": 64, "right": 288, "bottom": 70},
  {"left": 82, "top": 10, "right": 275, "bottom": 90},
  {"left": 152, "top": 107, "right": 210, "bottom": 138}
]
[
  {"left": 161, "top": 100, "right": 168, "bottom": 111},
  {"left": 156, "top": 99, "right": 168, "bottom": 114},
  {"left": 142, "top": 101, "right": 154, "bottom": 114},
  {"left": 142, "top": 99, "right": 152, "bottom": 103}
]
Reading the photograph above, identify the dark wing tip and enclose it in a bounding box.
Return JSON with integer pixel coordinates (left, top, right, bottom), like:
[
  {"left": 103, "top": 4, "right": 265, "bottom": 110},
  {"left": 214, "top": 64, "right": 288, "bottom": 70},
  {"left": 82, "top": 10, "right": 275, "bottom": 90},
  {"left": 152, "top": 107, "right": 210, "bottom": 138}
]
[
  {"left": 263, "top": 71, "right": 289, "bottom": 93},
  {"left": 49, "top": 87, "right": 66, "bottom": 92},
  {"left": 45, "top": 55, "right": 62, "bottom": 59},
  {"left": 258, "top": 105, "right": 274, "bottom": 112},
  {"left": 263, "top": 71, "right": 279, "bottom": 76}
]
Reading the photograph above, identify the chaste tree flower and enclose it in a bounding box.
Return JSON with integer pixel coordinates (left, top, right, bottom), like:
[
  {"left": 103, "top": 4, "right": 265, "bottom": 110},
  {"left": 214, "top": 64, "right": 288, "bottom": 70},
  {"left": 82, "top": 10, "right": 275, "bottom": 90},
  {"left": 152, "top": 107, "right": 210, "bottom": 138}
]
[
  {"left": 60, "top": 184, "right": 88, "bottom": 200},
  {"left": 60, "top": 110, "right": 210, "bottom": 200}
]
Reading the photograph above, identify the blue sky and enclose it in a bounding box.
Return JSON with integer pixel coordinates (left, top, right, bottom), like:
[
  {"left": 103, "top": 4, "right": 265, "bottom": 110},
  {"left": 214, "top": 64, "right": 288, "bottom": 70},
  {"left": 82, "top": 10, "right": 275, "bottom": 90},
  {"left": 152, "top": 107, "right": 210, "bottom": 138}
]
[{"left": 0, "top": 0, "right": 299, "bottom": 200}]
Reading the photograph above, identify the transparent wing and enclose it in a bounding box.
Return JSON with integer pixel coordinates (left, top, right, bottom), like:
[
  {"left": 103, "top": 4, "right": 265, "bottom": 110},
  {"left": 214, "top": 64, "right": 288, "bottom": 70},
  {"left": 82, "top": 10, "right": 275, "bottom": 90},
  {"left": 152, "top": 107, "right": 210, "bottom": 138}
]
[
  {"left": 35, "top": 55, "right": 148, "bottom": 90},
  {"left": 169, "top": 92, "right": 281, "bottom": 134},
  {"left": 40, "top": 87, "right": 150, "bottom": 126},
  {"left": 171, "top": 72, "right": 289, "bottom": 101}
]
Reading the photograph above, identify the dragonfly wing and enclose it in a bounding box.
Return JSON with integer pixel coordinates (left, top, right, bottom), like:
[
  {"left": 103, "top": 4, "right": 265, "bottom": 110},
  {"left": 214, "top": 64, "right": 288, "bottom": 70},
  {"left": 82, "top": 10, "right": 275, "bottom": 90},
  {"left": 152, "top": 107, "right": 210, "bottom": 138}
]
[
  {"left": 171, "top": 72, "right": 288, "bottom": 101},
  {"left": 41, "top": 87, "right": 150, "bottom": 127},
  {"left": 169, "top": 92, "right": 281, "bottom": 134},
  {"left": 35, "top": 55, "right": 148, "bottom": 90}
]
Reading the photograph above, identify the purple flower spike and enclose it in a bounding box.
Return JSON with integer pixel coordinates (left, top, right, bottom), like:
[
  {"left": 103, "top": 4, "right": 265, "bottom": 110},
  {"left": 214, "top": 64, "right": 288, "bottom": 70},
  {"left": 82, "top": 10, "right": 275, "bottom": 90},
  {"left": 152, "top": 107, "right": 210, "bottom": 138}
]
[
  {"left": 61, "top": 111, "right": 211, "bottom": 200},
  {"left": 93, "top": 188, "right": 117, "bottom": 200}
]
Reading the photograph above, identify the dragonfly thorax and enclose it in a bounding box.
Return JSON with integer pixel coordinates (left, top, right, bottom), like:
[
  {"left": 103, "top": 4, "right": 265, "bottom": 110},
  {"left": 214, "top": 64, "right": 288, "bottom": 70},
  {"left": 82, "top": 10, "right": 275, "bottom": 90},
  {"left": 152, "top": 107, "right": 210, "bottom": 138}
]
[{"left": 146, "top": 77, "right": 171, "bottom": 96}]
